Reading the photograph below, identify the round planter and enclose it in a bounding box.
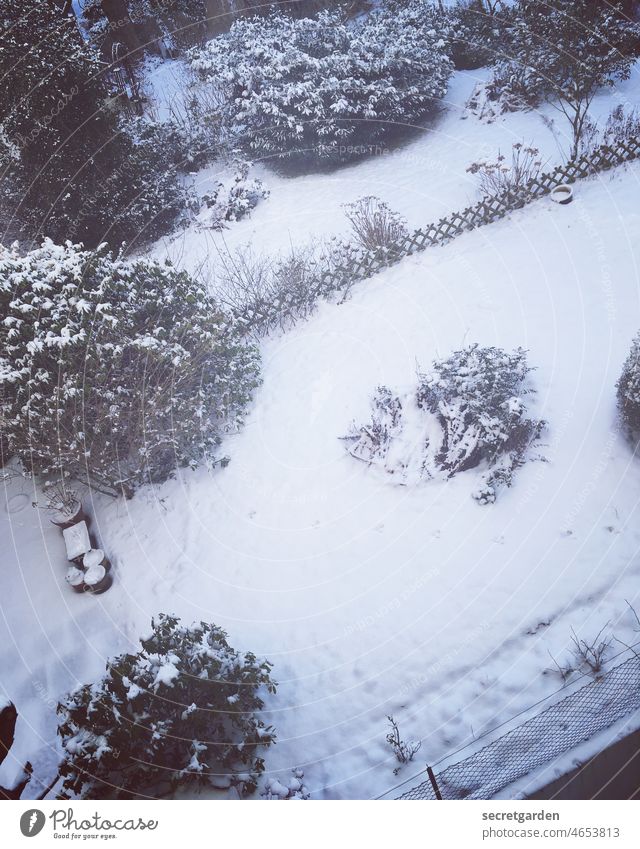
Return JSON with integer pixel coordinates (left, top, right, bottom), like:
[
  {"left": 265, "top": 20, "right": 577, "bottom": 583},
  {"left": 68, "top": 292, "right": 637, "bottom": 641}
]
[
  {"left": 83, "top": 549, "right": 110, "bottom": 573},
  {"left": 50, "top": 501, "right": 86, "bottom": 530},
  {"left": 550, "top": 184, "right": 573, "bottom": 205},
  {"left": 65, "top": 566, "right": 86, "bottom": 594},
  {"left": 83, "top": 564, "right": 113, "bottom": 595}
]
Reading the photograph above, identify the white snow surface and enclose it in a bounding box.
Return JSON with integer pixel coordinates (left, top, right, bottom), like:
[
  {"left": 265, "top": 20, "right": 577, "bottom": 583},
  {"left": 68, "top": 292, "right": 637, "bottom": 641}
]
[{"left": 3, "top": 68, "right": 640, "bottom": 800}]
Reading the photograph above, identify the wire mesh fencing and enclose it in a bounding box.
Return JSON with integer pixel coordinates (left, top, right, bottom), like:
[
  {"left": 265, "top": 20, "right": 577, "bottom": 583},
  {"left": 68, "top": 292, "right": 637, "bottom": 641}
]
[{"left": 396, "top": 654, "right": 640, "bottom": 800}]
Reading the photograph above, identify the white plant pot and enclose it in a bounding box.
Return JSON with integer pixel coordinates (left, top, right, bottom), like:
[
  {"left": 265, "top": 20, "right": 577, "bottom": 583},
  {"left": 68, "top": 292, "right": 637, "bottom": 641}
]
[{"left": 550, "top": 184, "right": 573, "bottom": 205}]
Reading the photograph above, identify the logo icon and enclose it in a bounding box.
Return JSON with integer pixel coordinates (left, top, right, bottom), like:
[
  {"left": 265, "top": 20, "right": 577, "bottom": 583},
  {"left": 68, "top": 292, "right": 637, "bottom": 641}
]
[{"left": 20, "top": 809, "right": 45, "bottom": 837}]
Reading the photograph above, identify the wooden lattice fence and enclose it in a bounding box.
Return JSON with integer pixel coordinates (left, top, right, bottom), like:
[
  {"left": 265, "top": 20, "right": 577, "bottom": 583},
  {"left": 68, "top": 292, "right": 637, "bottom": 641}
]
[{"left": 231, "top": 135, "right": 640, "bottom": 335}]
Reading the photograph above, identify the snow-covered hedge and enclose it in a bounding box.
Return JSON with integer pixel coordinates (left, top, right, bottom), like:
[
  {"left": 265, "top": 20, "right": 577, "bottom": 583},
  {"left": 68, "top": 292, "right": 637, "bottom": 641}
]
[
  {"left": 189, "top": 8, "right": 453, "bottom": 162},
  {"left": 57, "top": 615, "right": 277, "bottom": 799},
  {"left": 261, "top": 768, "right": 310, "bottom": 800},
  {"left": 346, "top": 344, "right": 545, "bottom": 503},
  {"left": 617, "top": 332, "right": 640, "bottom": 437},
  {"left": 0, "top": 241, "right": 260, "bottom": 496}
]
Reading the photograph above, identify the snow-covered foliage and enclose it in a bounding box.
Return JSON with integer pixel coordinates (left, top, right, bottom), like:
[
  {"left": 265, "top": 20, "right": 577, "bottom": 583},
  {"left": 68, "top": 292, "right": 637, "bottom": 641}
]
[
  {"left": 0, "top": 0, "right": 187, "bottom": 249},
  {"left": 617, "top": 331, "right": 640, "bottom": 437},
  {"left": 0, "top": 700, "right": 32, "bottom": 799},
  {"left": 261, "top": 768, "right": 310, "bottom": 799},
  {"left": 189, "top": 7, "right": 453, "bottom": 162},
  {"left": 56, "top": 615, "right": 276, "bottom": 799},
  {"left": 343, "top": 196, "right": 409, "bottom": 253},
  {"left": 199, "top": 158, "right": 269, "bottom": 230},
  {"left": 487, "top": 0, "right": 639, "bottom": 158},
  {"left": 346, "top": 345, "right": 545, "bottom": 503},
  {"left": 211, "top": 232, "right": 384, "bottom": 337},
  {"left": 0, "top": 240, "right": 260, "bottom": 496}
]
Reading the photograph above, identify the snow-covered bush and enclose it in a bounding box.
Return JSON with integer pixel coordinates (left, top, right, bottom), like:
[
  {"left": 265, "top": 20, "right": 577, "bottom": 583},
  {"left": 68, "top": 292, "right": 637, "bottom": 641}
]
[
  {"left": 386, "top": 715, "right": 421, "bottom": 775},
  {"left": 81, "top": 0, "right": 208, "bottom": 53},
  {"left": 343, "top": 197, "right": 409, "bottom": 253},
  {"left": 467, "top": 143, "right": 544, "bottom": 198},
  {"left": 199, "top": 158, "right": 269, "bottom": 230},
  {"left": 617, "top": 332, "right": 640, "bottom": 437},
  {"left": 0, "top": 1, "right": 189, "bottom": 249},
  {"left": 189, "top": 7, "right": 452, "bottom": 163},
  {"left": 56, "top": 615, "right": 276, "bottom": 799},
  {"left": 261, "top": 768, "right": 310, "bottom": 800},
  {"left": 69, "top": 119, "right": 189, "bottom": 249},
  {"left": 0, "top": 240, "right": 260, "bottom": 497},
  {"left": 346, "top": 345, "right": 545, "bottom": 503},
  {"left": 487, "top": 0, "right": 639, "bottom": 158},
  {"left": 0, "top": 700, "right": 32, "bottom": 799}
]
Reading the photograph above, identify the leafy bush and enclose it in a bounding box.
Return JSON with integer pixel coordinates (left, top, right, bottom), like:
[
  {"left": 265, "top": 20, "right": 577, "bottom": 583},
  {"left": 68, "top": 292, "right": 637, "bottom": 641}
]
[
  {"left": 64, "top": 118, "right": 190, "bottom": 249},
  {"left": 346, "top": 344, "right": 545, "bottom": 503},
  {"left": 57, "top": 615, "right": 276, "bottom": 799},
  {"left": 617, "top": 331, "right": 640, "bottom": 437},
  {"left": 343, "top": 197, "right": 409, "bottom": 253},
  {"left": 189, "top": 8, "right": 452, "bottom": 164},
  {"left": 0, "top": 240, "right": 260, "bottom": 497},
  {"left": 199, "top": 158, "right": 269, "bottom": 230}
]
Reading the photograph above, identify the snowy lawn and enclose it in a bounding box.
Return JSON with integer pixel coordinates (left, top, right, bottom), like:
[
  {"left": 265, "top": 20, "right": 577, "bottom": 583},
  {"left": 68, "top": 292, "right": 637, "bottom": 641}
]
[{"left": 3, "top": 159, "right": 640, "bottom": 799}]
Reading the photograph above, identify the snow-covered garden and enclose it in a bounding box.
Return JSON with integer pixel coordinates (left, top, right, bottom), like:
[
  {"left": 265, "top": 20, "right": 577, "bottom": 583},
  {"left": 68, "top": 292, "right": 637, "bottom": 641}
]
[{"left": 2, "top": 0, "right": 640, "bottom": 802}]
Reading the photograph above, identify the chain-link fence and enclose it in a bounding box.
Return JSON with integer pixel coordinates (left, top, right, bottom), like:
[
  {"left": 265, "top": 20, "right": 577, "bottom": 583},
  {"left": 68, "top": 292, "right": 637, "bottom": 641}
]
[{"left": 396, "top": 654, "right": 640, "bottom": 800}]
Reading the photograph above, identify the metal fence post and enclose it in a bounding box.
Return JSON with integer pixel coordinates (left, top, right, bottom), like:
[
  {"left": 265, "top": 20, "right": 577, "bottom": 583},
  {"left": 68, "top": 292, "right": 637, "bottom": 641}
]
[{"left": 427, "top": 765, "right": 443, "bottom": 800}]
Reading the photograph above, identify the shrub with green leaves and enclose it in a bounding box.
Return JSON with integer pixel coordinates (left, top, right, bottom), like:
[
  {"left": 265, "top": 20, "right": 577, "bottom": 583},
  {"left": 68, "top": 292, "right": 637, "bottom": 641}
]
[
  {"left": 0, "top": 240, "right": 260, "bottom": 496},
  {"left": 57, "top": 615, "right": 277, "bottom": 799},
  {"left": 0, "top": 0, "right": 187, "bottom": 249},
  {"left": 189, "top": 7, "right": 452, "bottom": 163},
  {"left": 346, "top": 344, "right": 545, "bottom": 503}
]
